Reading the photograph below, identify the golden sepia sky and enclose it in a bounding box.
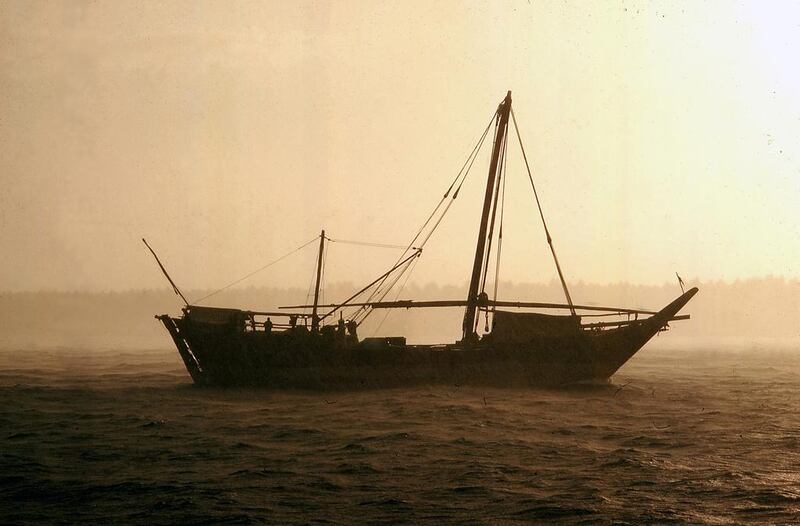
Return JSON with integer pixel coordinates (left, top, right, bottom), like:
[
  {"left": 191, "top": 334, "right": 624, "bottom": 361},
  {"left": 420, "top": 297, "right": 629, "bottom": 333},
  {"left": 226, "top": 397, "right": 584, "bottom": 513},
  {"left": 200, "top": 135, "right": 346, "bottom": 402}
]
[{"left": 1, "top": 1, "right": 798, "bottom": 293}]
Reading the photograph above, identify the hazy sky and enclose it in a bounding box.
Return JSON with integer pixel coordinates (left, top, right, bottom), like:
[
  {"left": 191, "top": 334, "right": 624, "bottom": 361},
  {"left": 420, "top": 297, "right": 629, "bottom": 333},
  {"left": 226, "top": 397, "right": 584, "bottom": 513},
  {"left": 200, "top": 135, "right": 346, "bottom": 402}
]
[{"left": 1, "top": 1, "right": 799, "bottom": 294}]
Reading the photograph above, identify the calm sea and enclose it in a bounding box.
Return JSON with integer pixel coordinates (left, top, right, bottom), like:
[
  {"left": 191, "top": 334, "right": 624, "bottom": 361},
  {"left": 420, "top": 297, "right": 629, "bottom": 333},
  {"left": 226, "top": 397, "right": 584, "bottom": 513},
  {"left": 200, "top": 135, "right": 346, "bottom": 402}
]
[{"left": 1, "top": 347, "right": 799, "bottom": 524}]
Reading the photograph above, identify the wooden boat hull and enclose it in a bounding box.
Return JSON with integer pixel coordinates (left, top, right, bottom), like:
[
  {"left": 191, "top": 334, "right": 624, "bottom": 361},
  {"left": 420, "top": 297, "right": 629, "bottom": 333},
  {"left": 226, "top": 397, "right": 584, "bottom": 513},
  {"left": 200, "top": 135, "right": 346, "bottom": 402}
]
[{"left": 157, "top": 289, "right": 697, "bottom": 389}]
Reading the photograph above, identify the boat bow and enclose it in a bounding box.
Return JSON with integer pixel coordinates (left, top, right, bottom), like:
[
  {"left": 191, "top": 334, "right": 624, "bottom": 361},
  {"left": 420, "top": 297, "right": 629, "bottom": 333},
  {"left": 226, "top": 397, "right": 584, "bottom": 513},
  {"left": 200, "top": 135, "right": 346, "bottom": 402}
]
[{"left": 589, "top": 287, "right": 699, "bottom": 379}]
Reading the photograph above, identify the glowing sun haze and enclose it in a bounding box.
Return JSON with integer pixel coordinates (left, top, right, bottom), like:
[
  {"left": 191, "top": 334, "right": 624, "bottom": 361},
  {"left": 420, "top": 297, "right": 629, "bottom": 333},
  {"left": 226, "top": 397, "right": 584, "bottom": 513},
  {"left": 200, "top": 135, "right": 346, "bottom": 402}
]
[{"left": 1, "top": 1, "right": 798, "bottom": 292}]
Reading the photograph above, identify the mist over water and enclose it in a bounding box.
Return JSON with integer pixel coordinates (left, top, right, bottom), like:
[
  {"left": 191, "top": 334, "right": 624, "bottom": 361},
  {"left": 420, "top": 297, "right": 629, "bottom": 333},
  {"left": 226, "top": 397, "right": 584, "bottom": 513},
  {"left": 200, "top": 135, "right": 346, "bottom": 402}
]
[
  {"left": 2, "top": 277, "right": 799, "bottom": 348},
  {"left": 2, "top": 346, "right": 799, "bottom": 524}
]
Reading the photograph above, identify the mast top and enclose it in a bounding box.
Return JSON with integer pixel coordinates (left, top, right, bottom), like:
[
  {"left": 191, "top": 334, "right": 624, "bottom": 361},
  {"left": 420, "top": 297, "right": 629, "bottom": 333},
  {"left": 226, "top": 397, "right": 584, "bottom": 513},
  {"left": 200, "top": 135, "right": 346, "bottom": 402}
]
[{"left": 499, "top": 91, "right": 512, "bottom": 112}]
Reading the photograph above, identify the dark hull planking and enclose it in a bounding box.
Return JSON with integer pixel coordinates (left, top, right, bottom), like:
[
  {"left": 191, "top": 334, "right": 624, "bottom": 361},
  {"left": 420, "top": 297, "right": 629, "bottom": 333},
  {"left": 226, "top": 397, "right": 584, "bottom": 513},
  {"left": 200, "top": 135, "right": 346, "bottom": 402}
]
[{"left": 158, "top": 289, "right": 697, "bottom": 389}]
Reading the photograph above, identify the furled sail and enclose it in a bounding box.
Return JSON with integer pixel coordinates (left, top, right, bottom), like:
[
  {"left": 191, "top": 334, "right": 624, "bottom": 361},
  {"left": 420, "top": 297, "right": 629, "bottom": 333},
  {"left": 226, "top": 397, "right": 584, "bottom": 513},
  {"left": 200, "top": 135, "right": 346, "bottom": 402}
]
[{"left": 490, "top": 310, "right": 581, "bottom": 343}]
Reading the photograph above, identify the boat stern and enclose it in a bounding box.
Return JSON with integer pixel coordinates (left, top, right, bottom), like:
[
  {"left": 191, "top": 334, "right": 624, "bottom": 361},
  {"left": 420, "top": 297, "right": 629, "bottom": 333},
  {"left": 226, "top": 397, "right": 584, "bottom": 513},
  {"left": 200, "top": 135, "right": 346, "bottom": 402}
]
[{"left": 156, "top": 314, "right": 207, "bottom": 386}]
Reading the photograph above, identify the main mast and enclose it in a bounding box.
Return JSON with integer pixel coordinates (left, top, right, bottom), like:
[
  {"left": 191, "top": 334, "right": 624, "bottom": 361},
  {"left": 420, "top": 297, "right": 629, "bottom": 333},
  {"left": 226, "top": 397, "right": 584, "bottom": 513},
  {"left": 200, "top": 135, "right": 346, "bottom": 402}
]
[
  {"left": 462, "top": 91, "right": 512, "bottom": 343},
  {"left": 311, "top": 229, "right": 325, "bottom": 332}
]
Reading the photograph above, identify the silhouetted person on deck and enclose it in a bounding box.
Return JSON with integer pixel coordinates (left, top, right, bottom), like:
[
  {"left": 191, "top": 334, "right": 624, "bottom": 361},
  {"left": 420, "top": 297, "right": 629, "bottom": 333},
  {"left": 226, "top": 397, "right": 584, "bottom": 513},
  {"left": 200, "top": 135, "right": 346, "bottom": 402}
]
[
  {"left": 337, "top": 318, "right": 346, "bottom": 345},
  {"left": 264, "top": 317, "right": 273, "bottom": 334},
  {"left": 346, "top": 320, "right": 358, "bottom": 344}
]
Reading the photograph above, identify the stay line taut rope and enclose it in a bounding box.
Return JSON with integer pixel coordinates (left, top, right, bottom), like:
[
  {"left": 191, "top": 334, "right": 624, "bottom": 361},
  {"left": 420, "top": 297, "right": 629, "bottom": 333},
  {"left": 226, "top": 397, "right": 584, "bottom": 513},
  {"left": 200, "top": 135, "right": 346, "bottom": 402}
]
[
  {"left": 477, "top": 125, "right": 508, "bottom": 333},
  {"left": 328, "top": 239, "right": 415, "bottom": 250},
  {"left": 398, "top": 112, "right": 496, "bottom": 257},
  {"left": 491, "top": 135, "right": 508, "bottom": 320},
  {"left": 479, "top": 124, "right": 508, "bottom": 299},
  {"left": 510, "top": 108, "right": 576, "bottom": 316},
  {"left": 372, "top": 254, "right": 420, "bottom": 335},
  {"left": 317, "top": 248, "right": 422, "bottom": 322},
  {"left": 352, "top": 113, "right": 496, "bottom": 325},
  {"left": 194, "top": 236, "right": 319, "bottom": 304}
]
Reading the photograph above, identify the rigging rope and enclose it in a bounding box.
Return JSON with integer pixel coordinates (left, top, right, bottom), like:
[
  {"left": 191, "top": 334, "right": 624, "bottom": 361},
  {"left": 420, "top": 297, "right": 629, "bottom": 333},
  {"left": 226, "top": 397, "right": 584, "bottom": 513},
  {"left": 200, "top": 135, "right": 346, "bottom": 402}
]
[
  {"left": 349, "top": 251, "right": 419, "bottom": 325},
  {"left": 510, "top": 108, "right": 576, "bottom": 316},
  {"left": 193, "top": 236, "right": 319, "bottom": 304},
  {"left": 416, "top": 124, "right": 491, "bottom": 249},
  {"left": 479, "top": 126, "right": 508, "bottom": 299},
  {"left": 354, "top": 254, "right": 417, "bottom": 326},
  {"left": 492, "top": 139, "right": 508, "bottom": 314},
  {"left": 327, "top": 239, "right": 415, "bottom": 250},
  {"left": 475, "top": 122, "right": 510, "bottom": 333},
  {"left": 393, "top": 113, "right": 496, "bottom": 258},
  {"left": 318, "top": 249, "right": 421, "bottom": 322},
  {"left": 359, "top": 248, "right": 418, "bottom": 323},
  {"left": 372, "top": 254, "right": 420, "bottom": 335},
  {"left": 351, "top": 113, "right": 495, "bottom": 324},
  {"left": 402, "top": 113, "right": 495, "bottom": 252}
]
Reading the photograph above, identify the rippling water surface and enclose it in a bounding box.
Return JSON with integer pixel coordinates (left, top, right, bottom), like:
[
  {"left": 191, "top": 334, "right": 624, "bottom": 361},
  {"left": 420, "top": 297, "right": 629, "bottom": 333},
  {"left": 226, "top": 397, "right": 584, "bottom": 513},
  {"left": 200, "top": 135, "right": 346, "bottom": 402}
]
[{"left": 1, "top": 347, "right": 799, "bottom": 524}]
